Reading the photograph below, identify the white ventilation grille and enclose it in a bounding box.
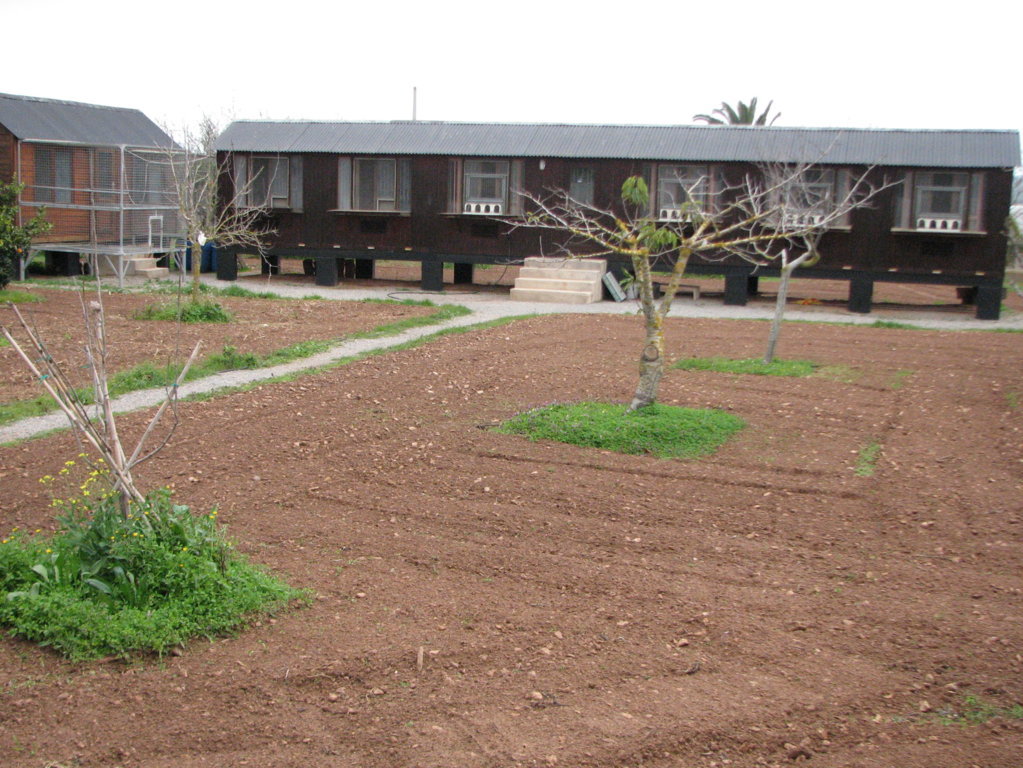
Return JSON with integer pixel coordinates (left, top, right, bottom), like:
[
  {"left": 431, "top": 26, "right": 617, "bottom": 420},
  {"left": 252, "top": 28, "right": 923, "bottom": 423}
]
[
  {"left": 783, "top": 212, "right": 826, "bottom": 228},
  {"left": 659, "top": 207, "right": 682, "bottom": 221},
  {"left": 916, "top": 217, "right": 962, "bottom": 232},
  {"left": 464, "top": 202, "right": 503, "bottom": 215}
]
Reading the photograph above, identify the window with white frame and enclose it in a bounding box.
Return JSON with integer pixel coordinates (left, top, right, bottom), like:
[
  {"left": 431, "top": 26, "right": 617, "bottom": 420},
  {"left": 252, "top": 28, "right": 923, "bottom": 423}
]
[
  {"left": 654, "top": 164, "right": 714, "bottom": 220},
  {"left": 337, "top": 157, "right": 411, "bottom": 212},
  {"left": 772, "top": 167, "right": 854, "bottom": 229},
  {"left": 233, "top": 154, "right": 303, "bottom": 211},
  {"left": 448, "top": 158, "right": 524, "bottom": 215},
  {"left": 891, "top": 171, "right": 984, "bottom": 232},
  {"left": 569, "top": 167, "right": 595, "bottom": 206},
  {"left": 782, "top": 168, "right": 837, "bottom": 228},
  {"left": 252, "top": 156, "right": 289, "bottom": 208}
]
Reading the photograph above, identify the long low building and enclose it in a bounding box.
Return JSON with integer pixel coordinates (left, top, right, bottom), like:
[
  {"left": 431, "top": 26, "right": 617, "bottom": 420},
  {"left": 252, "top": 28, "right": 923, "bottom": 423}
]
[{"left": 214, "top": 121, "right": 1020, "bottom": 318}]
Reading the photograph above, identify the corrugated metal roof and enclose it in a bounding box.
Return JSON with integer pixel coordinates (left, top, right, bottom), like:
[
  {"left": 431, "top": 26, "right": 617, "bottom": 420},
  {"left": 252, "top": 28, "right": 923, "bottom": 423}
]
[
  {"left": 215, "top": 120, "right": 1021, "bottom": 169},
  {"left": 0, "top": 93, "right": 175, "bottom": 148}
]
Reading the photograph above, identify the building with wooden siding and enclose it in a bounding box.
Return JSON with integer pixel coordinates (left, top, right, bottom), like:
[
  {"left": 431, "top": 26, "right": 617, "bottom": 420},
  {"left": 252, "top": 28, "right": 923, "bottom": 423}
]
[
  {"left": 214, "top": 121, "right": 1020, "bottom": 318},
  {"left": 0, "top": 93, "right": 183, "bottom": 284}
]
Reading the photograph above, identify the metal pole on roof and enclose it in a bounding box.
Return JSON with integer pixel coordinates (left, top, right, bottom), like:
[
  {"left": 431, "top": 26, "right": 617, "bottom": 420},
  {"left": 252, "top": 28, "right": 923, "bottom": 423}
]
[{"left": 412, "top": 87, "right": 417, "bottom": 122}]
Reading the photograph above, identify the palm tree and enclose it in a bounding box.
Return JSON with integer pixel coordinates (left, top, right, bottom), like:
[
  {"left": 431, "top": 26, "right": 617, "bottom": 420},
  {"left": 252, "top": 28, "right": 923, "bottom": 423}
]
[{"left": 694, "top": 98, "right": 780, "bottom": 126}]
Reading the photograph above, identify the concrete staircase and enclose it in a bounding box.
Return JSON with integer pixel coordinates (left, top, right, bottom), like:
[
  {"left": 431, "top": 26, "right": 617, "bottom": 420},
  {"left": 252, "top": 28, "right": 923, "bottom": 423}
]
[
  {"left": 95, "top": 256, "right": 170, "bottom": 280},
  {"left": 125, "top": 257, "right": 169, "bottom": 279},
  {"left": 510, "top": 257, "right": 607, "bottom": 304}
]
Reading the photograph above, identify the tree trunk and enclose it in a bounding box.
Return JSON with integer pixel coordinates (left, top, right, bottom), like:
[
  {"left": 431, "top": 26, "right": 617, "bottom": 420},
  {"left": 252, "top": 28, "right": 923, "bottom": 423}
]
[
  {"left": 628, "top": 320, "right": 664, "bottom": 411},
  {"left": 191, "top": 234, "right": 202, "bottom": 304},
  {"left": 764, "top": 265, "right": 793, "bottom": 364},
  {"left": 627, "top": 252, "right": 665, "bottom": 412}
]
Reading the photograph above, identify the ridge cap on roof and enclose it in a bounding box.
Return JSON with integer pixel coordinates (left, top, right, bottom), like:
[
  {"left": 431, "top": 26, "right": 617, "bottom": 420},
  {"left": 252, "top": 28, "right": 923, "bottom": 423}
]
[
  {"left": 222, "top": 119, "right": 1019, "bottom": 135},
  {"left": 0, "top": 92, "right": 145, "bottom": 114}
]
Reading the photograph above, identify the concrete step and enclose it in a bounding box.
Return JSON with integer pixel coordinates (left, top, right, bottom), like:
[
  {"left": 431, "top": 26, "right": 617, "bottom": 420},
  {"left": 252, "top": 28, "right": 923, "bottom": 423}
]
[
  {"left": 510, "top": 287, "right": 596, "bottom": 304},
  {"left": 134, "top": 267, "right": 170, "bottom": 279},
  {"left": 522, "top": 256, "right": 606, "bottom": 273},
  {"left": 127, "top": 257, "right": 161, "bottom": 273},
  {"left": 517, "top": 266, "right": 605, "bottom": 280},
  {"left": 514, "top": 277, "right": 602, "bottom": 301}
]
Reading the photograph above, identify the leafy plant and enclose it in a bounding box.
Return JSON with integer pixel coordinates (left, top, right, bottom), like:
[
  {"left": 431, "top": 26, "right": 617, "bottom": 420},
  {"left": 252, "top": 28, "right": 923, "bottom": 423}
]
[
  {"left": 0, "top": 471, "right": 304, "bottom": 660},
  {"left": 496, "top": 401, "right": 744, "bottom": 459},
  {"left": 0, "top": 180, "right": 52, "bottom": 290}
]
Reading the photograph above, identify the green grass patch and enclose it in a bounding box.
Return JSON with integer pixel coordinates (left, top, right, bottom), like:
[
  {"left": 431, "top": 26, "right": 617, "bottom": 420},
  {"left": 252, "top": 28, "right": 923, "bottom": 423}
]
[
  {"left": 0, "top": 485, "right": 304, "bottom": 660},
  {"left": 0, "top": 392, "right": 85, "bottom": 425},
  {"left": 0, "top": 289, "right": 42, "bottom": 304},
  {"left": 935, "top": 695, "right": 1023, "bottom": 725},
  {"left": 855, "top": 441, "right": 882, "bottom": 477},
  {"left": 496, "top": 401, "right": 745, "bottom": 459},
  {"left": 887, "top": 369, "right": 914, "bottom": 390},
  {"left": 674, "top": 356, "right": 819, "bottom": 378},
  {"left": 1005, "top": 390, "right": 1019, "bottom": 410},
  {"left": 349, "top": 303, "right": 471, "bottom": 338},
  {"left": 154, "top": 282, "right": 284, "bottom": 300},
  {"left": 870, "top": 319, "right": 923, "bottom": 330},
  {"left": 135, "top": 299, "right": 232, "bottom": 323}
]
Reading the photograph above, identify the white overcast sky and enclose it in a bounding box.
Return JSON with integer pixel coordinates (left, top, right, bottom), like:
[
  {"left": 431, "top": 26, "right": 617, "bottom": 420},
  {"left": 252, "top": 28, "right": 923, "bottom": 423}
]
[{"left": 3, "top": 0, "right": 1020, "bottom": 149}]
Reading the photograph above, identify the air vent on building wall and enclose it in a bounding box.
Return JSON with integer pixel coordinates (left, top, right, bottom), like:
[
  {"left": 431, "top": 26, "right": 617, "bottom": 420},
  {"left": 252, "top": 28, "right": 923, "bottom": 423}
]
[
  {"left": 916, "top": 218, "right": 961, "bottom": 232},
  {"left": 783, "top": 213, "right": 826, "bottom": 228},
  {"left": 464, "top": 202, "right": 503, "bottom": 215},
  {"left": 659, "top": 208, "right": 682, "bottom": 221}
]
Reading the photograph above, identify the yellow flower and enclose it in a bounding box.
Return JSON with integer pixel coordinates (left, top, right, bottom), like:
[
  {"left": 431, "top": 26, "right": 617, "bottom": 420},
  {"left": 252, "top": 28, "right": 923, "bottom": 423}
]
[{"left": 45, "top": 548, "right": 52, "bottom": 554}]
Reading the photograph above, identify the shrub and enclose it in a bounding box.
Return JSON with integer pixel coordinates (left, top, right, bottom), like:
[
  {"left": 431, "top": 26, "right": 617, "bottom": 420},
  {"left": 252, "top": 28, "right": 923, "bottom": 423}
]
[{"left": 0, "top": 463, "right": 303, "bottom": 660}]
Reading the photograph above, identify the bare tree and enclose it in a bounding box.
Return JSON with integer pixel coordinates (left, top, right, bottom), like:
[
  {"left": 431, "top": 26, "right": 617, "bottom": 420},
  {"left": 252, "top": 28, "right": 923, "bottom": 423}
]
[
  {"left": 727, "top": 164, "right": 881, "bottom": 363},
  {"left": 2, "top": 286, "right": 201, "bottom": 517},
  {"left": 517, "top": 164, "right": 876, "bottom": 410},
  {"left": 166, "top": 117, "right": 274, "bottom": 302}
]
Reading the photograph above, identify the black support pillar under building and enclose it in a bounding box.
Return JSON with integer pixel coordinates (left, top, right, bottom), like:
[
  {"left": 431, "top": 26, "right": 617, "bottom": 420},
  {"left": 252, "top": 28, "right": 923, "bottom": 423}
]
[
  {"left": 453, "top": 263, "right": 473, "bottom": 285},
  {"left": 421, "top": 260, "right": 444, "bottom": 291},
  {"left": 747, "top": 275, "right": 760, "bottom": 296},
  {"left": 355, "top": 259, "right": 374, "bottom": 279},
  {"left": 975, "top": 284, "right": 1002, "bottom": 320},
  {"left": 315, "top": 257, "right": 340, "bottom": 286},
  {"left": 216, "top": 250, "right": 238, "bottom": 280},
  {"left": 260, "top": 255, "right": 280, "bottom": 275},
  {"left": 46, "top": 252, "right": 82, "bottom": 276},
  {"left": 848, "top": 274, "right": 874, "bottom": 314},
  {"left": 723, "top": 273, "right": 750, "bottom": 306}
]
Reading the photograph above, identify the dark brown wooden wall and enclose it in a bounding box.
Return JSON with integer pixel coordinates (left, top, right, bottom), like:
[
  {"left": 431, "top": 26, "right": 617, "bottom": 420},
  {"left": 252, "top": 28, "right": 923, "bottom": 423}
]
[
  {"left": 0, "top": 126, "right": 15, "bottom": 182},
  {"left": 222, "top": 153, "right": 1013, "bottom": 282}
]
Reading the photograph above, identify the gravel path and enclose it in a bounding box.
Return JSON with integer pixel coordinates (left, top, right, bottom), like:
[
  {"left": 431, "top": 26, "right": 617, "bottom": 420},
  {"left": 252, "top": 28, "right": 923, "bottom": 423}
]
[{"left": 2, "top": 275, "right": 1019, "bottom": 444}]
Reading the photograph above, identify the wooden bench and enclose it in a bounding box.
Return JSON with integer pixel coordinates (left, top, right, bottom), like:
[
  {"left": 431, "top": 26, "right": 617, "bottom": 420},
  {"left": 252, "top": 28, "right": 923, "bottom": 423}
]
[{"left": 653, "top": 282, "right": 701, "bottom": 301}]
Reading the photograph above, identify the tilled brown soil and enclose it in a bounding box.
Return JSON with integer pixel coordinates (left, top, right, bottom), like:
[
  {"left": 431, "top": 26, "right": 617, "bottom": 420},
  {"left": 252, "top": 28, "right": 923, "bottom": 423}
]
[
  {"left": 0, "top": 288, "right": 437, "bottom": 404},
  {"left": 0, "top": 312, "right": 1021, "bottom": 768}
]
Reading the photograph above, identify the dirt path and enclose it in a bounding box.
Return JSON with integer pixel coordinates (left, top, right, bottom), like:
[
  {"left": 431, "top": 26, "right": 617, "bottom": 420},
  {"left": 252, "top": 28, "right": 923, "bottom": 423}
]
[{"left": 1, "top": 313, "right": 1020, "bottom": 767}]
